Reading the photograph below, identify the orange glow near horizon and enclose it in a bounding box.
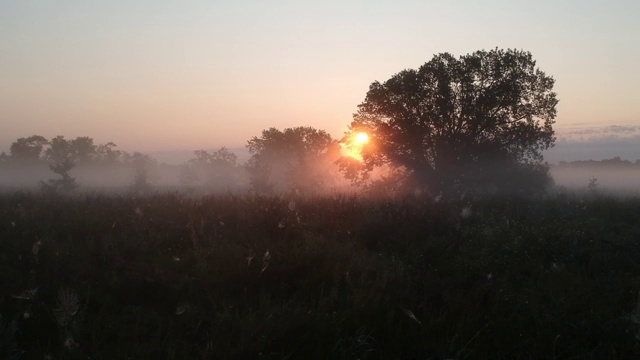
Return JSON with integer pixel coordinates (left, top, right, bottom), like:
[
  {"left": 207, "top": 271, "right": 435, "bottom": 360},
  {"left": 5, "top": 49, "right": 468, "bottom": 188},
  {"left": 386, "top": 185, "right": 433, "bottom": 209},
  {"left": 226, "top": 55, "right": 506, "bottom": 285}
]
[{"left": 341, "top": 132, "right": 370, "bottom": 161}]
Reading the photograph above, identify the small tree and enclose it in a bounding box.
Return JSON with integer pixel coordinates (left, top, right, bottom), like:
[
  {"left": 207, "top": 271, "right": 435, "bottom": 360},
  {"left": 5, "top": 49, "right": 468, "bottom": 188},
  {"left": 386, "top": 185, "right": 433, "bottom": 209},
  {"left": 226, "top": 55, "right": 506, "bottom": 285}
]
[
  {"left": 40, "top": 159, "right": 78, "bottom": 193},
  {"left": 181, "top": 147, "right": 241, "bottom": 191},
  {"left": 127, "top": 152, "right": 156, "bottom": 193},
  {"left": 246, "top": 127, "right": 341, "bottom": 193},
  {"left": 95, "top": 142, "right": 122, "bottom": 164},
  {"left": 587, "top": 177, "right": 599, "bottom": 192}
]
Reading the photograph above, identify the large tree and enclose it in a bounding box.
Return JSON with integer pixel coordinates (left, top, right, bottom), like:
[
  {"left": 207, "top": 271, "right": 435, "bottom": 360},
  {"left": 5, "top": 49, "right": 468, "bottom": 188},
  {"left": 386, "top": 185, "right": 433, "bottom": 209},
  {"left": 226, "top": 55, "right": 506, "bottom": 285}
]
[
  {"left": 340, "top": 48, "right": 558, "bottom": 195},
  {"left": 246, "top": 126, "right": 341, "bottom": 193}
]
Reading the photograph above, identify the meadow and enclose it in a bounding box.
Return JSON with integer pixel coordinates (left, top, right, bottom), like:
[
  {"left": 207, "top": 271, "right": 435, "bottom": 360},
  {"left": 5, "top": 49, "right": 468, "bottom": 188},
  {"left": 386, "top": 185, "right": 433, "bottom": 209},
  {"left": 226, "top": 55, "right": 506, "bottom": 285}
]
[{"left": 1, "top": 190, "right": 640, "bottom": 359}]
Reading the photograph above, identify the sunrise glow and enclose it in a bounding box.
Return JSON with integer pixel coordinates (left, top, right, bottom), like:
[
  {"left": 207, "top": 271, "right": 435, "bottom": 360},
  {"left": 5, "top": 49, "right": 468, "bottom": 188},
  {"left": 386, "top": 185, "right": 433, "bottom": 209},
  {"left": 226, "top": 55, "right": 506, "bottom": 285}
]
[{"left": 340, "top": 132, "right": 370, "bottom": 161}]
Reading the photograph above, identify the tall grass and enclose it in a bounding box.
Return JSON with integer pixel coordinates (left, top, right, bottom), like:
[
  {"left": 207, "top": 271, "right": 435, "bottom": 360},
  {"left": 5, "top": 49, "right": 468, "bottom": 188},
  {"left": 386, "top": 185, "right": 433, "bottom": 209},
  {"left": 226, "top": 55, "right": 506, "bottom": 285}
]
[{"left": 1, "top": 191, "right": 639, "bottom": 359}]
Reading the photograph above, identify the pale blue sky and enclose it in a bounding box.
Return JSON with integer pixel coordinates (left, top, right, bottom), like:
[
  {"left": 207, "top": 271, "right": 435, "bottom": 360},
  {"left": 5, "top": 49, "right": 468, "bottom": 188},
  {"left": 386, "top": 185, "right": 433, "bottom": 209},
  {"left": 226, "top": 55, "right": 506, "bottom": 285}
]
[{"left": 1, "top": 1, "right": 639, "bottom": 157}]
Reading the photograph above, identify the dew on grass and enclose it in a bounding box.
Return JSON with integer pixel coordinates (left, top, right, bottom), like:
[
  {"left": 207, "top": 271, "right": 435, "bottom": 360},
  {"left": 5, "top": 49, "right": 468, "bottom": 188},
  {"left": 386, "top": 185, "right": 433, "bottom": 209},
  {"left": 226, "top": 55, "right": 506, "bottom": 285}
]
[
  {"left": 261, "top": 251, "right": 271, "bottom": 274},
  {"left": 54, "top": 288, "right": 80, "bottom": 327},
  {"left": 31, "top": 241, "right": 41, "bottom": 255},
  {"left": 11, "top": 287, "right": 38, "bottom": 300}
]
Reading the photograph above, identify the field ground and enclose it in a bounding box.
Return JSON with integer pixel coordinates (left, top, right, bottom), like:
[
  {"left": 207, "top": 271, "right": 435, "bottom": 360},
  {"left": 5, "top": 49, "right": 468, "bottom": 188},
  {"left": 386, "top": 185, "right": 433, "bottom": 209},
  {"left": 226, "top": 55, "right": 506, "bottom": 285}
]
[{"left": 1, "top": 191, "right": 640, "bottom": 359}]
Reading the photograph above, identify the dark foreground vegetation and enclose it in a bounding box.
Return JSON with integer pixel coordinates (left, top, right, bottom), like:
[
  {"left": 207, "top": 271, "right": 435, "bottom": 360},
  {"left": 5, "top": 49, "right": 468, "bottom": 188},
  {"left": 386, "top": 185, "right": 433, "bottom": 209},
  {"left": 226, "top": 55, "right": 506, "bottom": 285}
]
[{"left": 2, "top": 191, "right": 640, "bottom": 359}]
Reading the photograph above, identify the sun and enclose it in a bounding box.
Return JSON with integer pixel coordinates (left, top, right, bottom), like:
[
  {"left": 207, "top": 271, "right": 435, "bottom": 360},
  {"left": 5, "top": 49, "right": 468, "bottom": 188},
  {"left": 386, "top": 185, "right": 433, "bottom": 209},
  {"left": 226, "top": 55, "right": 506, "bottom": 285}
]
[
  {"left": 340, "top": 132, "right": 370, "bottom": 161},
  {"left": 354, "top": 132, "right": 369, "bottom": 145}
]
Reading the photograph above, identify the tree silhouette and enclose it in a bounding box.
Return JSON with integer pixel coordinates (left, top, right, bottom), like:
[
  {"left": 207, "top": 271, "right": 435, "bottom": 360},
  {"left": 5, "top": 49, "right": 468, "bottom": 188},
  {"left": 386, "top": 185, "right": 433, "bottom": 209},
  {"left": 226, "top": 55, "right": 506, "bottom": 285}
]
[
  {"left": 40, "top": 159, "right": 78, "bottom": 193},
  {"left": 0, "top": 152, "right": 9, "bottom": 164},
  {"left": 70, "top": 136, "right": 97, "bottom": 163},
  {"left": 40, "top": 136, "right": 79, "bottom": 193},
  {"left": 180, "top": 147, "right": 241, "bottom": 191},
  {"left": 95, "top": 142, "right": 122, "bottom": 164},
  {"left": 190, "top": 148, "right": 238, "bottom": 168},
  {"left": 44, "top": 136, "right": 100, "bottom": 164},
  {"left": 10, "top": 135, "right": 48, "bottom": 162},
  {"left": 126, "top": 152, "right": 156, "bottom": 193},
  {"left": 246, "top": 127, "right": 341, "bottom": 193},
  {"left": 339, "top": 48, "right": 558, "bottom": 195}
]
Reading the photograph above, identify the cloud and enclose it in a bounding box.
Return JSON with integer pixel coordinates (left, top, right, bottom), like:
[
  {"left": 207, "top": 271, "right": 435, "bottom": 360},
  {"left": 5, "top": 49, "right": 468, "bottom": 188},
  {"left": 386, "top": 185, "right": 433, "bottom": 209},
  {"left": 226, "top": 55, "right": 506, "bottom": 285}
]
[
  {"left": 607, "top": 125, "right": 640, "bottom": 133},
  {"left": 555, "top": 124, "right": 640, "bottom": 143},
  {"left": 544, "top": 126, "right": 640, "bottom": 163}
]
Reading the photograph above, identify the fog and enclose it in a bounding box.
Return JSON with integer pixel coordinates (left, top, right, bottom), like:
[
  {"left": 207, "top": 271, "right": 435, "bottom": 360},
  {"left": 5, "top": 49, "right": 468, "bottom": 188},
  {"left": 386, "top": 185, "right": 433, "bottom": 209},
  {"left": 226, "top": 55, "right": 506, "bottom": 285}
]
[
  {"left": 1, "top": 156, "right": 639, "bottom": 197},
  {"left": 0, "top": 162, "right": 147, "bottom": 191},
  {"left": 549, "top": 160, "right": 640, "bottom": 195},
  {"left": 0, "top": 157, "right": 356, "bottom": 196}
]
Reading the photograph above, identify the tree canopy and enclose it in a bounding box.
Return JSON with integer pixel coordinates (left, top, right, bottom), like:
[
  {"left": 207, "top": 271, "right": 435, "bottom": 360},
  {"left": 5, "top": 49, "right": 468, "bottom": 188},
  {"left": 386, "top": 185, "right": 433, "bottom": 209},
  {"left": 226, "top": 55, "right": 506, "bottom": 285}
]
[
  {"left": 10, "top": 135, "right": 48, "bottom": 162},
  {"left": 340, "top": 48, "right": 558, "bottom": 195},
  {"left": 44, "top": 136, "right": 97, "bottom": 163},
  {"left": 6, "top": 135, "right": 121, "bottom": 165}
]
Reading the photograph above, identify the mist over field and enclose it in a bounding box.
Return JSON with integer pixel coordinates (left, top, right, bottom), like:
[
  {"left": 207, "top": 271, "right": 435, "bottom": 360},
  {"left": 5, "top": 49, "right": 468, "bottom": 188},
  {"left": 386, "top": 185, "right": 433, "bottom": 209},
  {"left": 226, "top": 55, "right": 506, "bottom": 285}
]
[
  {"left": 2, "top": 156, "right": 639, "bottom": 197},
  {"left": 550, "top": 161, "right": 640, "bottom": 194}
]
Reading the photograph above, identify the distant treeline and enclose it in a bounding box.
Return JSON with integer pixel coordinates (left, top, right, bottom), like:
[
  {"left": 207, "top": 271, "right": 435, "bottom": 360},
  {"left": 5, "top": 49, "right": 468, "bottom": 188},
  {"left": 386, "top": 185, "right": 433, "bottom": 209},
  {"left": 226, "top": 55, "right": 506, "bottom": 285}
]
[
  {"left": 0, "top": 130, "right": 345, "bottom": 194},
  {"left": 0, "top": 135, "right": 123, "bottom": 165},
  {"left": 0, "top": 135, "right": 246, "bottom": 192},
  {"left": 552, "top": 156, "right": 640, "bottom": 168}
]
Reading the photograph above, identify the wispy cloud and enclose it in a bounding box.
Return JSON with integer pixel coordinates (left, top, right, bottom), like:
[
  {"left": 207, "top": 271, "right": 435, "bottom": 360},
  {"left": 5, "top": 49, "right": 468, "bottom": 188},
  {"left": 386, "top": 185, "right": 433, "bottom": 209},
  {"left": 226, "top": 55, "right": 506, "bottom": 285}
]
[{"left": 556, "top": 124, "right": 640, "bottom": 143}]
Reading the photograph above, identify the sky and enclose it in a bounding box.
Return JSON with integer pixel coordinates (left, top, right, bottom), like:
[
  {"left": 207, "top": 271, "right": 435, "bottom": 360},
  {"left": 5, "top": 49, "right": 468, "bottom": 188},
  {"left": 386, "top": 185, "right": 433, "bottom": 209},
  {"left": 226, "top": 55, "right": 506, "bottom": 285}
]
[{"left": 1, "top": 0, "right": 639, "bottom": 161}]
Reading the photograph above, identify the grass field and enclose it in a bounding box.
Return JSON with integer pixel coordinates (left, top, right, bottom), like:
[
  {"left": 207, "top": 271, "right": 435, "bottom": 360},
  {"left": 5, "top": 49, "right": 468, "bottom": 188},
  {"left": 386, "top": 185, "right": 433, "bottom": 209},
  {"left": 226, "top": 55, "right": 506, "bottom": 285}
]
[{"left": 1, "top": 190, "right": 640, "bottom": 359}]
